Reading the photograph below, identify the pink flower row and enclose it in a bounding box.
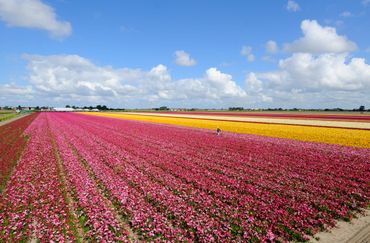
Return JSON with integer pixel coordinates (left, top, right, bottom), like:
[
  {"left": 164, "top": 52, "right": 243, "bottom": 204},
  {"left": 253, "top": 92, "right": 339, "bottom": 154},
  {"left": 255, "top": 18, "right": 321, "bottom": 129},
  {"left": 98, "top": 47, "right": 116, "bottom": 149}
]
[{"left": 0, "top": 113, "right": 74, "bottom": 241}]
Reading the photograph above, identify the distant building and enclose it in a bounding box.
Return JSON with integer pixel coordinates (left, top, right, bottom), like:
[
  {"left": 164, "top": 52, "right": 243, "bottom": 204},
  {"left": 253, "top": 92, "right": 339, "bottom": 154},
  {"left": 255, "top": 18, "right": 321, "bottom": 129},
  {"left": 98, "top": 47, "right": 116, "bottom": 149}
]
[
  {"left": 53, "top": 107, "right": 76, "bottom": 112},
  {"left": 41, "top": 107, "right": 52, "bottom": 111}
]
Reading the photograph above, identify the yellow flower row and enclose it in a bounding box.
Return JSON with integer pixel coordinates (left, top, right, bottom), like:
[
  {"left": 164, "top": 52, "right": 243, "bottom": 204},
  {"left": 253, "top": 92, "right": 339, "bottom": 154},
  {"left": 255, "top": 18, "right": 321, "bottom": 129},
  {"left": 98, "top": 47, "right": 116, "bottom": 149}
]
[{"left": 82, "top": 112, "right": 370, "bottom": 148}]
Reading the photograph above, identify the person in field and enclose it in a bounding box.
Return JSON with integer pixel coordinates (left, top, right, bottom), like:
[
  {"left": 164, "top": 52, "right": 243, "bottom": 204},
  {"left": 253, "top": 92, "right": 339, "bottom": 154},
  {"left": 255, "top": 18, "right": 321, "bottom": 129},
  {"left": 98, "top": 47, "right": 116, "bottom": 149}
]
[{"left": 216, "top": 127, "right": 222, "bottom": 136}]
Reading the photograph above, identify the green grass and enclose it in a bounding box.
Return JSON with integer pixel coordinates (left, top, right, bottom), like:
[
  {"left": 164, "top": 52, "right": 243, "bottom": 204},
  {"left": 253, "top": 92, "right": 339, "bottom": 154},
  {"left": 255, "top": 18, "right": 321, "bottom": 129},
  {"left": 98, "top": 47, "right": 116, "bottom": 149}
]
[{"left": 0, "top": 113, "right": 18, "bottom": 122}]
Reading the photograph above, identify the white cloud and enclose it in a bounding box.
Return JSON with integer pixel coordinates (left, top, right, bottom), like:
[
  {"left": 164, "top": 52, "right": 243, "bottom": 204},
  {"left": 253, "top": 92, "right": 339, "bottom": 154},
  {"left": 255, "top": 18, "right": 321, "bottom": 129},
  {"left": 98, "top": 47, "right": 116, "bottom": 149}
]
[
  {"left": 244, "top": 53, "right": 370, "bottom": 107},
  {"left": 261, "top": 95, "right": 273, "bottom": 102},
  {"left": 243, "top": 19, "right": 370, "bottom": 108},
  {"left": 245, "top": 73, "right": 274, "bottom": 103},
  {"left": 2, "top": 15, "right": 369, "bottom": 109},
  {"left": 362, "top": 0, "right": 370, "bottom": 6},
  {"left": 284, "top": 20, "right": 357, "bottom": 54},
  {"left": 286, "top": 0, "right": 300, "bottom": 12},
  {"left": 0, "top": 83, "right": 34, "bottom": 105},
  {"left": 0, "top": 0, "right": 71, "bottom": 38},
  {"left": 241, "top": 46, "right": 255, "bottom": 62},
  {"left": 246, "top": 53, "right": 370, "bottom": 93},
  {"left": 265, "top": 40, "right": 278, "bottom": 54},
  {"left": 174, "top": 50, "right": 196, "bottom": 66},
  {"left": 149, "top": 64, "right": 171, "bottom": 82},
  {"left": 245, "top": 72, "right": 263, "bottom": 93},
  {"left": 204, "top": 68, "right": 246, "bottom": 98},
  {"left": 340, "top": 11, "right": 352, "bottom": 17},
  {"left": 3, "top": 51, "right": 370, "bottom": 108},
  {"left": 6, "top": 54, "right": 246, "bottom": 107},
  {"left": 0, "top": 83, "right": 33, "bottom": 96}
]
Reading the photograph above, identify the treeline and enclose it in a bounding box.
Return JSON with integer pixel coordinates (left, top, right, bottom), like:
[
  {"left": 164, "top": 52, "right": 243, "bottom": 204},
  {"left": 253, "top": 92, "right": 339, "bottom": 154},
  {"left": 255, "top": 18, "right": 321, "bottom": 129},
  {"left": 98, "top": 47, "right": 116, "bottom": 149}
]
[
  {"left": 65, "top": 105, "right": 125, "bottom": 111},
  {"left": 228, "top": 106, "right": 369, "bottom": 112}
]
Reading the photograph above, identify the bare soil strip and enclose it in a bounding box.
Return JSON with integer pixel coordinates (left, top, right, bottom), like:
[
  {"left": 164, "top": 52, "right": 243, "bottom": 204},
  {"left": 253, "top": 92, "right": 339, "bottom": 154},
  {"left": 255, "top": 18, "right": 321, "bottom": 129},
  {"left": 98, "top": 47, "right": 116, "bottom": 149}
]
[
  {"left": 127, "top": 112, "right": 370, "bottom": 130},
  {"left": 310, "top": 210, "right": 370, "bottom": 243}
]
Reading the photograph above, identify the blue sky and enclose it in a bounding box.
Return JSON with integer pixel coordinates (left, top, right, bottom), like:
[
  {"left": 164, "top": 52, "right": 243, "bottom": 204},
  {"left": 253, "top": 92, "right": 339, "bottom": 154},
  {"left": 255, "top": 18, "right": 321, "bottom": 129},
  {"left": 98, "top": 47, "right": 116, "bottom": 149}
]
[{"left": 0, "top": 0, "right": 370, "bottom": 108}]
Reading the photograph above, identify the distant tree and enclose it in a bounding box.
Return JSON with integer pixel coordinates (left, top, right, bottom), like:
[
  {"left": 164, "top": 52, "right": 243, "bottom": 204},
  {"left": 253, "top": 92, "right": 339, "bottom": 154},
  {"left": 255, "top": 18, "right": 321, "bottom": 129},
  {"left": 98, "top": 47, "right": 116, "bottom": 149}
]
[
  {"left": 359, "top": 105, "right": 365, "bottom": 112},
  {"left": 66, "top": 105, "right": 71, "bottom": 108},
  {"left": 17, "top": 105, "right": 22, "bottom": 110},
  {"left": 95, "top": 105, "right": 108, "bottom": 110},
  {"left": 229, "top": 107, "right": 244, "bottom": 111},
  {"left": 35, "top": 106, "right": 40, "bottom": 110},
  {"left": 159, "top": 106, "right": 169, "bottom": 110},
  {"left": 333, "top": 108, "right": 343, "bottom": 111}
]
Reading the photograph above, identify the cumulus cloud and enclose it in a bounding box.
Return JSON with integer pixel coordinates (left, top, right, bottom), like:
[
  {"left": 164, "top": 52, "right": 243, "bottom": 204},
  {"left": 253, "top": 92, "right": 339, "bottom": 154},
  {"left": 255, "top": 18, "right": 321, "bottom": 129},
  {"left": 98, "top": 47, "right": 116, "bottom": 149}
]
[
  {"left": 286, "top": 0, "right": 300, "bottom": 12},
  {"left": 174, "top": 50, "right": 196, "bottom": 66},
  {"left": 284, "top": 20, "right": 357, "bottom": 54},
  {"left": 0, "top": 0, "right": 71, "bottom": 38},
  {"left": 9, "top": 54, "right": 246, "bottom": 107},
  {"left": 245, "top": 73, "right": 263, "bottom": 93},
  {"left": 241, "top": 46, "right": 255, "bottom": 62},
  {"left": 243, "top": 19, "right": 370, "bottom": 107},
  {"left": 245, "top": 53, "right": 370, "bottom": 106},
  {"left": 265, "top": 40, "right": 278, "bottom": 54},
  {"left": 204, "top": 68, "right": 247, "bottom": 98},
  {"left": 272, "top": 53, "right": 369, "bottom": 91}
]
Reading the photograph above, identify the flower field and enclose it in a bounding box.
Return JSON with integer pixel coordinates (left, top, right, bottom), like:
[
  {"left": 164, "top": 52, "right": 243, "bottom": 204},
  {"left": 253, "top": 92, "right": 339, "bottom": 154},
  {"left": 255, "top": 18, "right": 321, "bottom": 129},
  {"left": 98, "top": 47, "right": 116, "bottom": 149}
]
[
  {"left": 0, "top": 113, "right": 37, "bottom": 192},
  {"left": 163, "top": 111, "right": 370, "bottom": 122},
  {"left": 0, "top": 112, "right": 369, "bottom": 242},
  {"left": 84, "top": 112, "right": 370, "bottom": 148},
  {"left": 124, "top": 112, "right": 370, "bottom": 130}
]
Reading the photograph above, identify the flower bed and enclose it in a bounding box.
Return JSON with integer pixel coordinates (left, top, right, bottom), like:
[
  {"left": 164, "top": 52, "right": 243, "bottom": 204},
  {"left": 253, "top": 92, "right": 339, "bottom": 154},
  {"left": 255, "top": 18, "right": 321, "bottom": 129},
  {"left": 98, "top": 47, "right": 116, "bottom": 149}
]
[{"left": 1, "top": 112, "right": 369, "bottom": 241}]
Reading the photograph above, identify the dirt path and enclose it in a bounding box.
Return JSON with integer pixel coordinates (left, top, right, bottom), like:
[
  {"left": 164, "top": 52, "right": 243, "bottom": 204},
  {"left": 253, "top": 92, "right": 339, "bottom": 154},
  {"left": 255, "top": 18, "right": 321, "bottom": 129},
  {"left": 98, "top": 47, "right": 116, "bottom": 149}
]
[{"left": 311, "top": 210, "right": 370, "bottom": 243}]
